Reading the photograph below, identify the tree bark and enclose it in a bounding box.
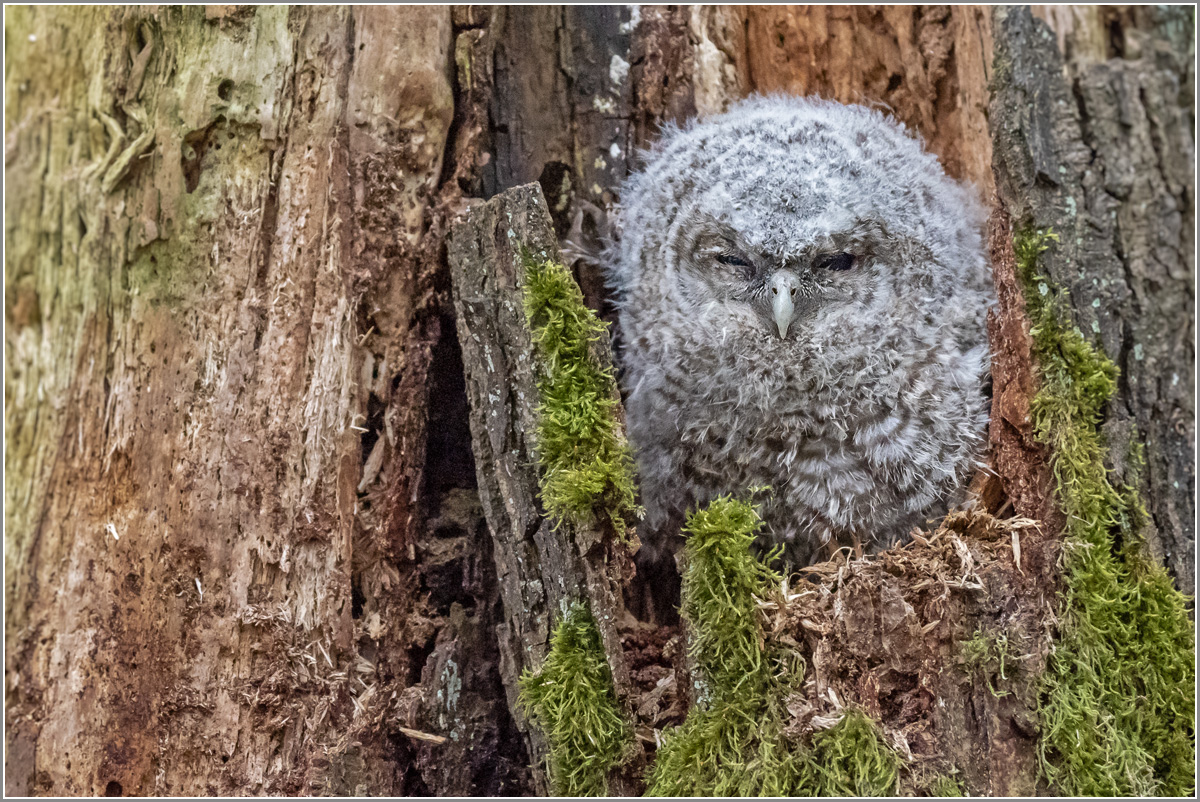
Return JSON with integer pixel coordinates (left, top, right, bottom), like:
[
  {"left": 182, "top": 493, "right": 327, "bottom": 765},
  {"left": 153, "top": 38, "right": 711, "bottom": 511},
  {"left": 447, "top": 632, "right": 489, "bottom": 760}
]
[
  {"left": 4, "top": 6, "right": 526, "bottom": 796},
  {"left": 5, "top": 4, "right": 1192, "bottom": 797},
  {"left": 445, "top": 183, "right": 641, "bottom": 795},
  {"left": 993, "top": 5, "right": 1195, "bottom": 593}
]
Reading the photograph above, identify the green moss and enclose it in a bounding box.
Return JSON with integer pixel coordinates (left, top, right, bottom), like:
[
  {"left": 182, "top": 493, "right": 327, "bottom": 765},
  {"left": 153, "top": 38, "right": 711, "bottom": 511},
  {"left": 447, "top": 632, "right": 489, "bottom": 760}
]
[
  {"left": 647, "top": 497, "right": 899, "bottom": 796},
  {"left": 675, "top": 496, "right": 782, "bottom": 694},
  {"left": 927, "top": 774, "right": 964, "bottom": 797},
  {"left": 795, "top": 710, "right": 901, "bottom": 797},
  {"left": 960, "top": 628, "right": 1017, "bottom": 698},
  {"left": 959, "top": 629, "right": 994, "bottom": 671},
  {"left": 517, "top": 259, "right": 640, "bottom": 794},
  {"left": 523, "top": 255, "right": 638, "bottom": 532},
  {"left": 1016, "top": 228, "right": 1195, "bottom": 797},
  {"left": 519, "top": 602, "right": 631, "bottom": 796},
  {"left": 646, "top": 496, "right": 796, "bottom": 796}
]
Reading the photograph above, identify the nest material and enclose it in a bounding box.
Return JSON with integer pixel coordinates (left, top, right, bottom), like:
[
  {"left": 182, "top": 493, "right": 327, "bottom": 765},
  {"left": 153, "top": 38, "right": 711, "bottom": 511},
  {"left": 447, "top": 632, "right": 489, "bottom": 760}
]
[
  {"left": 767, "top": 509, "right": 1053, "bottom": 784},
  {"left": 626, "top": 506, "right": 1056, "bottom": 794}
]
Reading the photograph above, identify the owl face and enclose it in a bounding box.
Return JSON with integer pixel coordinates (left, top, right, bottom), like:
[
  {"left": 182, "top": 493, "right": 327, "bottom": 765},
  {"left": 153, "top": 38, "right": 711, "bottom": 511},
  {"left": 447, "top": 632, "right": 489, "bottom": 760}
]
[
  {"left": 611, "top": 96, "right": 983, "bottom": 374},
  {"left": 671, "top": 213, "right": 883, "bottom": 344}
]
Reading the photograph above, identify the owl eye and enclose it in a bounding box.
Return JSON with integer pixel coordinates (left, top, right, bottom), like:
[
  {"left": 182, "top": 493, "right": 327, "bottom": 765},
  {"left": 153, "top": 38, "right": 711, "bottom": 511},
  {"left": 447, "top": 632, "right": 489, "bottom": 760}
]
[
  {"left": 716, "top": 252, "right": 754, "bottom": 269},
  {"left": 814, "top": 252, "right": 855, "bottom": 271},
  {"left": 811, "top": 252, "right": 859, "bottom": 271}
]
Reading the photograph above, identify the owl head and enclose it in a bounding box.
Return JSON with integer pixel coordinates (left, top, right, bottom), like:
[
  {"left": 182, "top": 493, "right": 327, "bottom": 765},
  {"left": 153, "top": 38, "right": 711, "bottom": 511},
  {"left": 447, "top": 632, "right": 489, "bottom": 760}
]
[{"left": 608, "top": 95, "right": 989, "bottom": 388}]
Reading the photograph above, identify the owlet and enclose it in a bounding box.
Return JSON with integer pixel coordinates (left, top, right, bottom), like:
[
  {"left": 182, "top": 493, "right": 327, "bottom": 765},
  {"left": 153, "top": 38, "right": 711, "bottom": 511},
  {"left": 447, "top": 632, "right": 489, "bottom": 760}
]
[{"left": 605, "top": 96, "right": 994, "bottom": 566}]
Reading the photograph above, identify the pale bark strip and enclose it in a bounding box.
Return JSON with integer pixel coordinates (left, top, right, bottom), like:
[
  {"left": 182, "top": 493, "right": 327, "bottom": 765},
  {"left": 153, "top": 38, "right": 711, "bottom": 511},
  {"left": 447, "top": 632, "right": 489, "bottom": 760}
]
[{"left": 446, "top": 183, "right": 641, "bottom": 794}]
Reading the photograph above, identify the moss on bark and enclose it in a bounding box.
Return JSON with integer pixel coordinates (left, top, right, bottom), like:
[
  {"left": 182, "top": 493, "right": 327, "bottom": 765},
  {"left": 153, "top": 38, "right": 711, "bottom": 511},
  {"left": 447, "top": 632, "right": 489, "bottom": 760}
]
[
  {"left": 647, "top": 497, "right": 899, "bottom": 796},
  {"left": 523, "top": 254, "right": 639, "bottom": 533},
  {"left": 519, "top": 604, "right": 632, "bottom": 796},
  {"left": 1016, "top": 228, "right": 1195, "bottom": 796}
]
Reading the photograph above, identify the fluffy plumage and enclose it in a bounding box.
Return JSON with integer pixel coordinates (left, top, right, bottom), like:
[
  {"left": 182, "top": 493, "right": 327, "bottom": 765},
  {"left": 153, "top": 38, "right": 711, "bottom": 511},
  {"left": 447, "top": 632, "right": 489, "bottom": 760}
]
[{"left": 606, "top": 96, "right": 994, "bottom": 565}]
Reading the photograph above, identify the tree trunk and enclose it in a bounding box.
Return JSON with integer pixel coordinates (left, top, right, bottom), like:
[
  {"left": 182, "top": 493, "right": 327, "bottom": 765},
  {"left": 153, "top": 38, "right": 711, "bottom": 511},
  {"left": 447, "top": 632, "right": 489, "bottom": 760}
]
[
  {"left": 994, "top": 5, "right": 1195, "bottom": 593},
  {"left": 5, "top": 5, "right": 525, "bottom": 796},
  {"left": 5, "top": 4, "right": 1191, "bottom": 797}
]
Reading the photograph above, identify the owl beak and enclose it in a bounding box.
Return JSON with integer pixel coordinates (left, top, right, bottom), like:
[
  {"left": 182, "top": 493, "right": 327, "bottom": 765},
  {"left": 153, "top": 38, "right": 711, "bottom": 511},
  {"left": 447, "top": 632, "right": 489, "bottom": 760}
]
[{"left": 770, "top": 271, "right": 800, "bottom": 338}]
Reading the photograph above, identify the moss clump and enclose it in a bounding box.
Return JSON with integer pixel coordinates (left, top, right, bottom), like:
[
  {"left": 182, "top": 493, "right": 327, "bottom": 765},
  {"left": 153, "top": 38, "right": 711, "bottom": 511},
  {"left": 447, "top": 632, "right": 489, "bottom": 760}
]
[
  {"left": 927, "top": 774, "right": 964, "bottom": 797},
  {"left": 1016, "top": 229, "right": 1195, "bottom": 796},
  {"left": 647, "top": 497, "right": 899, "bottom": 796},
  {"left": 519, "top": 602, "right": 631, "bottom": 796},
  {"left": 646, "top": 496, "right": 797, "bottom": 795},
  {"left": 674, "top": 496, "right": 782, "bottom": 696},
  {"left": 523, "top": 255, "right": 639, "bottom": 532},
  {"left": 960, "top": 627, "right": 1017, "bottom": 699},
  {"left": 796, "top": 710, "right": 901, "bottom": 797}
]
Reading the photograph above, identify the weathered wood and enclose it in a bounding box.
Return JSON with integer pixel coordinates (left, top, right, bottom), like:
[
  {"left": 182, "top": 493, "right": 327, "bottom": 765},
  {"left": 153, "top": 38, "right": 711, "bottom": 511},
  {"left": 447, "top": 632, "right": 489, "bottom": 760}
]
[
  {"left": 770, "top": 509, "right": 1055, "bottom": 796},
  {"left": 446, "top": 182, "right": 640, "bottom": 793},
  {"left": 743, "top": 5, "right": 995, "bottom": 189},
  {"left": 3, "top": 5, "right": 528, "bottom": 796}
]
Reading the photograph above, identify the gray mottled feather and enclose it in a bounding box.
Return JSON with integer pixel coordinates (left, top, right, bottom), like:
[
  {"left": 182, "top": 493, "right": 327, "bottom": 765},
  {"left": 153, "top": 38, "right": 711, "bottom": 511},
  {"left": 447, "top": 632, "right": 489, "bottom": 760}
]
[{"left": 605, "top": 95, "right": 994, "bottom": 565}]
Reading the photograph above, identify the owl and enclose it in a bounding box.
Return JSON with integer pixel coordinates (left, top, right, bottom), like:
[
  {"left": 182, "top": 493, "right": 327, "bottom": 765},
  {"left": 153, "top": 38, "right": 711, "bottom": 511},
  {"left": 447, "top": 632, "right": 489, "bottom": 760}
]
[{"left": 605, "top": 96, "right": 994, "bottom": 567}]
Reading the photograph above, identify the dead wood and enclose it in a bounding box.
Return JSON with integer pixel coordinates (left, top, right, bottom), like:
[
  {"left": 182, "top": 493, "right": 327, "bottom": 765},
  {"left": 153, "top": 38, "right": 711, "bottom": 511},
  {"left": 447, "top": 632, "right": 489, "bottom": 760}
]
[{"left": 445, "top": 183, "right": 642, "bottom": 794}]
